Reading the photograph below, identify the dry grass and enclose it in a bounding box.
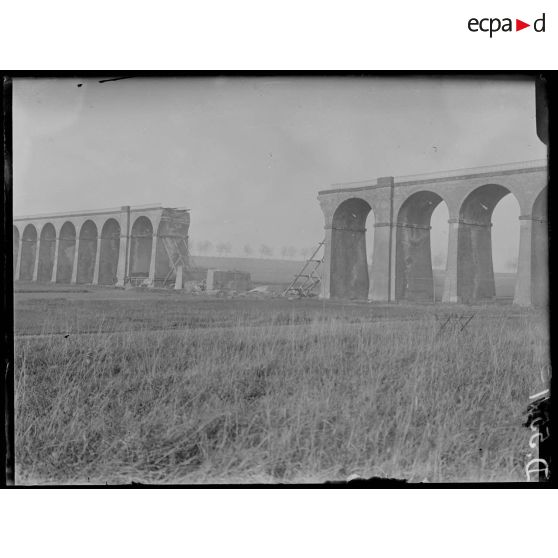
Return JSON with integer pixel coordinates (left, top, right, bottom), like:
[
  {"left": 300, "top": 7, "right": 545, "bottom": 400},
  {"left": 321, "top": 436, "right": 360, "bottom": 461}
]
[{"left": 14, "top": 299, "right": 549, "bottom": 484}]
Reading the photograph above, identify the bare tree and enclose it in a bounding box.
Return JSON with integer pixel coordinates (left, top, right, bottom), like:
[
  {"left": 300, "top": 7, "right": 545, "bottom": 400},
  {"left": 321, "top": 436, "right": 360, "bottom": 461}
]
[
  {"left": 286, "top": 246, "right": 297, "bottom": 259},
  {"left": 300, "top": 247, "right": 311, "bottom": 259},
  {"left": 197, "top": 240, "right": 213, "bottom": 255},
  {"left": 432, "top": 253, "right": 446, "bottom": 269},
  {"left": 216, "top": 242, "right": 231, "bottom": 256},
  {"left": 222, "top": 242, "right": 233, "bottom": 256},
  {"left": 259, "top": 244, "right": 273, "bottom": 258},
  {"left": 243, "top": 243, "right": 253, "bottom": 256}
]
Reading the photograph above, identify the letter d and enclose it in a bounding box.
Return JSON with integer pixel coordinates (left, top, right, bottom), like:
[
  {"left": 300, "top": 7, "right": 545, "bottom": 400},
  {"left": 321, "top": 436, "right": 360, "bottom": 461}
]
[{"left": 534, "top": 13, "right": 545, "bottom": 32}]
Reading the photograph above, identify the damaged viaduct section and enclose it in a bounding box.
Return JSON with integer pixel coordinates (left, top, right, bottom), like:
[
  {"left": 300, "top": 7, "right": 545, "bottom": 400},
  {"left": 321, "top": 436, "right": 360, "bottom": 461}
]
[
  {"left": 13, "top": 205, "right": 190, "bottom": 288},
  {"left": 318, "top": 160, "right": 548, "bottom": 307}
]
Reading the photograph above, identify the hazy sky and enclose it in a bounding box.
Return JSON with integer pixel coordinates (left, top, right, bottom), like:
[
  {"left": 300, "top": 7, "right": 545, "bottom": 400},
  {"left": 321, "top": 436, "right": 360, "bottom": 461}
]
[{"left": 13, "top": 76, "right": 546, "bottom": 270}]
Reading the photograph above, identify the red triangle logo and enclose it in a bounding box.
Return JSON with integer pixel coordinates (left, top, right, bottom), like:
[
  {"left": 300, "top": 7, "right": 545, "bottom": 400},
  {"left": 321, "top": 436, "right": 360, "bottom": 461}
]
[{"left": 516, "top": 19, "right": 530, "bottom": 31}]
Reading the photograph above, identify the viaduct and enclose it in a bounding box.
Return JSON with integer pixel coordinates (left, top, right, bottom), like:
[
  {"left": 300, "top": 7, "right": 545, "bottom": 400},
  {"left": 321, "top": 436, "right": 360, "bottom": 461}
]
[
  {"left": 318, "top": 160, "right": 548, "bottom": 307},
  {"left": 13, "top": 204, "right": 190, "bottom": 288}
]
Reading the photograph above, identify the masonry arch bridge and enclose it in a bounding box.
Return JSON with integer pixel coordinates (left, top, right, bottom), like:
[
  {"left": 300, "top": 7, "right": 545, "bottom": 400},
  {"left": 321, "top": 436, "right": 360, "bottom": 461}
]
[
  {"left": 13, "top": 205, "right": 190, "bottom": 289},
  {"left": 318, "top": 161, "right": 547, "bottom": 307}
]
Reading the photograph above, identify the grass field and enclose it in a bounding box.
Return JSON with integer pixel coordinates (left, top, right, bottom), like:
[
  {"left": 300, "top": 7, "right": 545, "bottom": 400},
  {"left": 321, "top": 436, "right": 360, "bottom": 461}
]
[{"left": 14, "top": 284, "right": 549, "bottom": 484}]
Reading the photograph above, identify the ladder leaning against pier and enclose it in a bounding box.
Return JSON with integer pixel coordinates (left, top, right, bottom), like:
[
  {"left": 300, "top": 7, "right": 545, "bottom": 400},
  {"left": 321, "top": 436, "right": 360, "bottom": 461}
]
[{"left": 282, "top": 240, "right": 324, "bottom": 297}]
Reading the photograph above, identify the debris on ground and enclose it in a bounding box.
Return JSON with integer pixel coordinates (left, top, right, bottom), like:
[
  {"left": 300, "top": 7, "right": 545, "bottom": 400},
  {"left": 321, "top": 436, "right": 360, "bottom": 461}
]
[
  {"left": 240, "top": 285, "right": 282, "bottom": 298},
  {"left": 182, "top": 280, "right": 204, "bottom": 293}
]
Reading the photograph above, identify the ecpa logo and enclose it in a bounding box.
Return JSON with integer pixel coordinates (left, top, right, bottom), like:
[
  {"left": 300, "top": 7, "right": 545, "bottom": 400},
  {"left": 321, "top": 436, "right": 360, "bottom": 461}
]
[{"left": 468, "top": 13, "right": 546, "bottom": 37}]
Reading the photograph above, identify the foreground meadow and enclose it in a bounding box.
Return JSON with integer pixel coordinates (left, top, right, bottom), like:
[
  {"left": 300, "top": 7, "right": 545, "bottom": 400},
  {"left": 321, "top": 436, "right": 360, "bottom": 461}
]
[{"left": 14, "top": 294, "right": 549, "bottom": 484}]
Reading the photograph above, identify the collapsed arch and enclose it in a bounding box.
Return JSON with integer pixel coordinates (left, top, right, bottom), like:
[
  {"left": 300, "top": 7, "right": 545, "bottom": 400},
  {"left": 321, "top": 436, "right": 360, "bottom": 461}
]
[
  {"left": 395, "top": 191, "right": 444, "bottom": 301},
  {"left": 129, "top": 216, "right": 153, "bottom": 278},
  {"left": 56, "top": 222, "right": 76, "bottom": 283},
  {"left": 155, "top": 220, "right": 173, "bottom": 284},
  {"left": 457, "top": 184, "right": 513, "bottom": 303},
  {"left": 20, "top": 224, "right": 38, "bottom": 281},
  {"left": 76, "top": 220, "right": 98, "bottom": 284},
  {"left": 98, "top": 218, "right": 121, "bottom": 285},
  {"left": 330, "top": 198, "right": 372, "bottom": 299},
  {"left": 37, "top": 223, "right": 57, "bottom": 282},
  {"left": 13, "top": 226, "right": 20, "bottom": 278},
  {"left": 531, "top": 188, "right": 548, "bottom": 307},
  {"left": 154, "top": 213, "right": 190, "bottom": 285}
]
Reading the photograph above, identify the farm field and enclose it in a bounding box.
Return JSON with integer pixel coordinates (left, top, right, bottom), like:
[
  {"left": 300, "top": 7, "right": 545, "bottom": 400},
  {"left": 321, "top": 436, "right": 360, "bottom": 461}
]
[{"left": 13, "top": 283, "right": 548, "bottom": 484}]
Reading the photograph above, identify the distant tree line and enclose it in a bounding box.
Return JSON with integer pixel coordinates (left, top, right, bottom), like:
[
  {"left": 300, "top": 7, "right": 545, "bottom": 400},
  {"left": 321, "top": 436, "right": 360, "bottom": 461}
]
[{"left": 191, "top": 240, "right": 314, "bottom": 260}]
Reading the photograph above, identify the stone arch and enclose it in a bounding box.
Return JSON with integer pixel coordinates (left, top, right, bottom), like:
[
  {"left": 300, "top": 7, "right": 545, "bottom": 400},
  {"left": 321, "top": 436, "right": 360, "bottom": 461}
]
[
  {"left": 98, "top": 218, "right": 121, "bottom": 285},
  {"left": 129, "top": 216, "right": 153, "bottom": 278},
  {"left": 76, "top": 220, "right": 98, "bottom": 284},
  {"left": 395, "top": 191, "right": 446, "bottom": 301},
  {"left": 531, "top": 187, "right": 548, "bottom": 307},
  {"left": 457, "top": 184, "right": 516, "bottom": 303},
  {"left": 330, "top": 197, "right": 373, "bottom": 299},
  {"left": 20, "top": 224, "right": 38, "bottom": 281},
  {"left": 13, "top": 226, "right": 20, "bottom": 278},
  {"left": 56, "top": 221, "right": 76, "bottom": 283},
  {"left": 37, "top": 223, "right": 57, "bottom": 282}
]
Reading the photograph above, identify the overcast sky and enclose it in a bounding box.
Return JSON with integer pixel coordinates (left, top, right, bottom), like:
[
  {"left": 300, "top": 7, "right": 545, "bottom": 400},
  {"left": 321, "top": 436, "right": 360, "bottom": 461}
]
[{"left": 13, "top": 76, "right": 546, "bottom": 271}]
